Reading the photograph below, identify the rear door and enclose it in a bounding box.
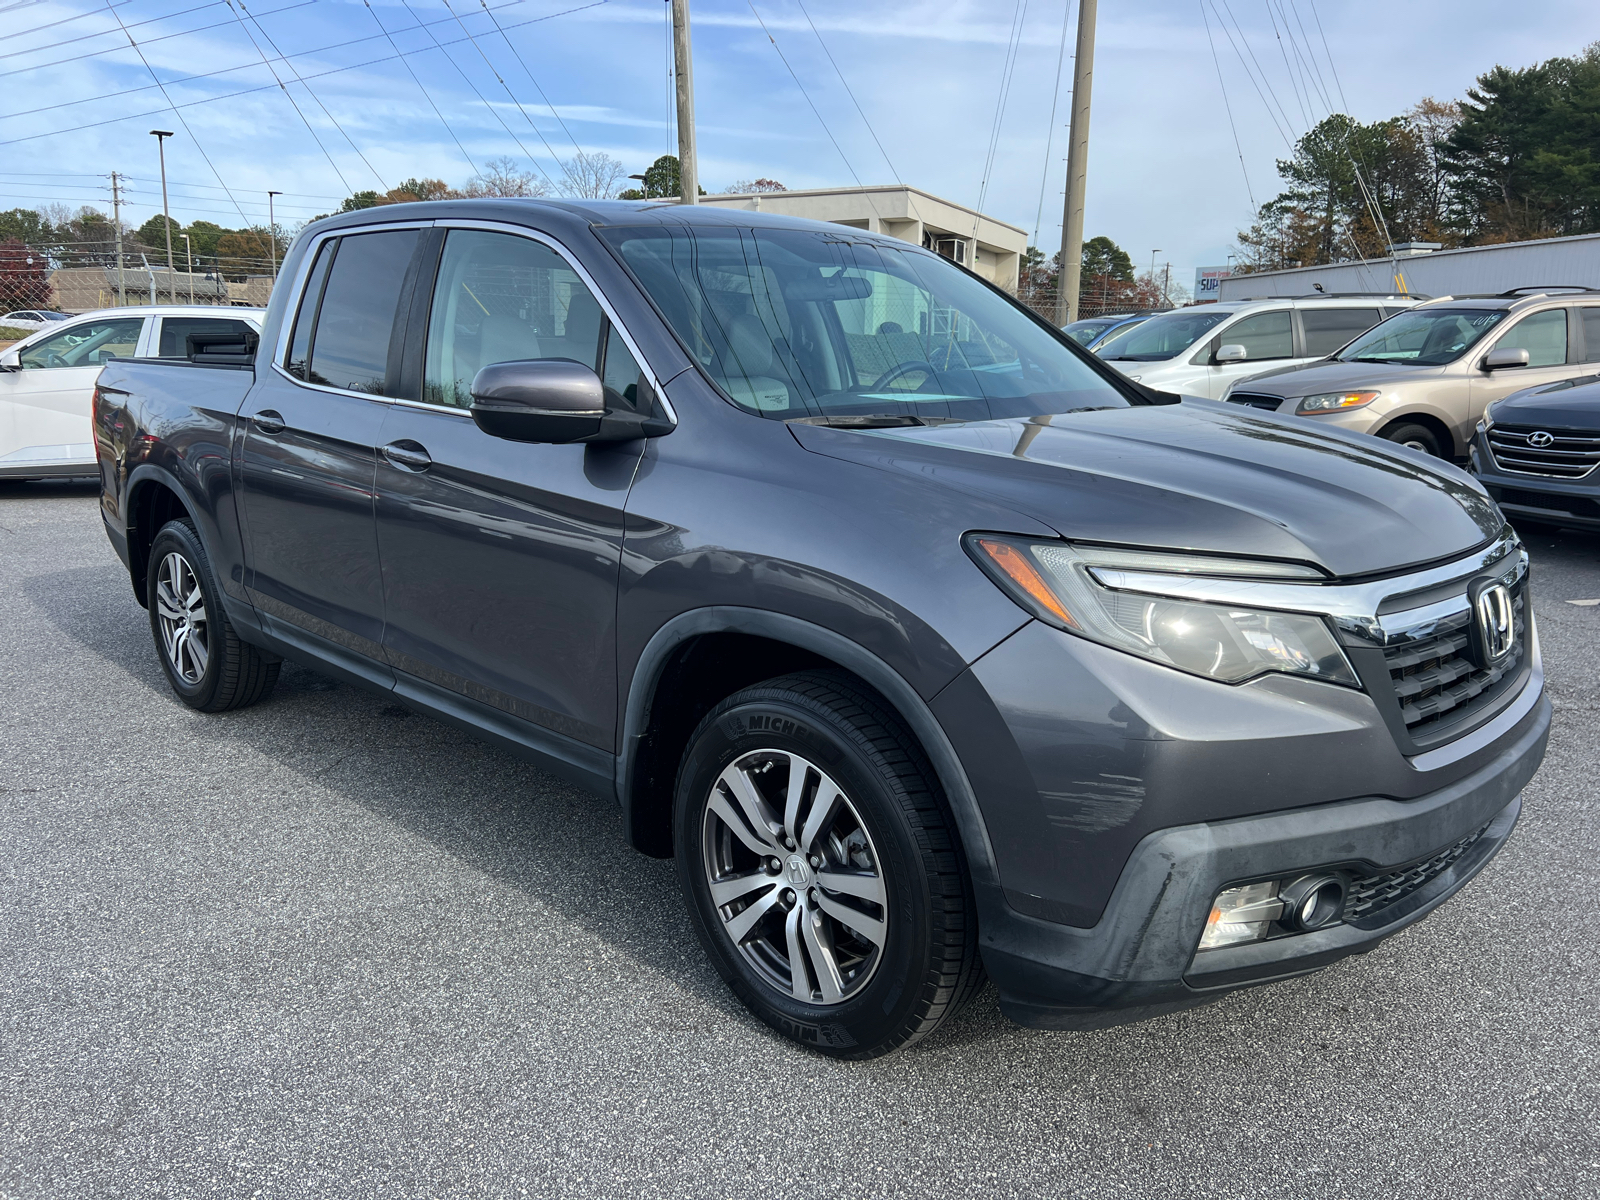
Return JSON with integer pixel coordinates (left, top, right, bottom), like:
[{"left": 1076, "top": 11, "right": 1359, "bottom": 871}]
[
  {"left": 371, "top": 225, "right": 652, "bottom": 755},
  {"left": 0, "top": 314, "right": 145, "bottom": 468},
  {"left": 238, "top": 225, "right": 422, "bottom": 684},
  {"left": 1298, "top": 306, "right": 1383, "bottom": 360}
]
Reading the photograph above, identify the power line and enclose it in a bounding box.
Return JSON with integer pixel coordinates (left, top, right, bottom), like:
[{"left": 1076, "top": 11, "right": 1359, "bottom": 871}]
[
  {"left": 0, "top": 0, "right": 315, "bottom": 78},
  {"left": 2, "top": 0, "right": 138, "bottom": 53},
  {"left": 1208, "top": 0, "right": 1292, "bottom": 148},
  {"left": 975, "top": 0, "right": 1028, "bottom": 224},
  {"left": 471, "top": 0, "right": 586, "bottom": 158},
  {"left": 398, "top": 0, "right": 561, "bottom": 190},
  {"left": 236, "top": 0, "right": 390, "bottom": 190},
  {"left": 1262, "top": 0, "right": 1309, "bottom": 129},
  {"left": 1200, "top": 0, "right": 1255, "bottom": 210},
  {"left": 793, "top": 0, "right": 900, "bottom": 183},
  {"left": 0, "top": 0, "right": 605, "bottom": 147},
  {"left": 359, "top": 0, "right": 480, "bottom": 175},
  {"left": 1031, "top": 0, "right": 1072, "bottom": 248}
]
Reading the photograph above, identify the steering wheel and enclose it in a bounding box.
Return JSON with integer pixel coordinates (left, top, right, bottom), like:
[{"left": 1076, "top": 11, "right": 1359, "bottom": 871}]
[
  {"left": 43, "top": 351, "right": 68, "bottom": 368},
  {"left": 872, "top": 359, "right": 938, "bottom": 391}
]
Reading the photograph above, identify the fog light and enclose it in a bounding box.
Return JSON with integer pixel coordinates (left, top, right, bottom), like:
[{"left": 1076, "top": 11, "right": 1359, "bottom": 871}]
[
  {"left": 1278, "top": 874, "right": 1346, "bottom": 932},
  {"left": 1198, "top": 881, "right": 1284, "bottom": 950}
]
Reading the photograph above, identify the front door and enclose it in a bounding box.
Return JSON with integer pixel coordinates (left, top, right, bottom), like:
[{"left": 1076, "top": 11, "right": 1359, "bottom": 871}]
[
  {"left": 1200, "top": 309, "right": 1295, "bottom": 398},
  {"left": 238, "top": 227, "right": 420, "bottom": 681},
  {"left": 373, "top": 227, "right": 650, "bottom": 752},
  {"left": 1469, "top": 308, "right": 1582, "bottom": 428},
  {"left": 0, "top": 315, "right": 145, "bottom": 469}
]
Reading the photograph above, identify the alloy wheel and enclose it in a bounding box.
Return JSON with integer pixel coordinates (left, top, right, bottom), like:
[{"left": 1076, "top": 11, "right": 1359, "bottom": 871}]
[
  {"left": 155, "top": 551, "right": 209, "bottom": 685},
  {"left": 701, "top": 749, "right": 888, "bottom": 1006}
]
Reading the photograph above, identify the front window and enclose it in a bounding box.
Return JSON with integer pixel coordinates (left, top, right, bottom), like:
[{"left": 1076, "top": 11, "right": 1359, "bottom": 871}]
[
  {"left": 18, "top": 317, "right": 142, "bottom": 369},
  {"left": 1096, "top": 309, "right": 1231, "bottom": 362},
  {"left": 597, "top": 225, "right": 1128, "bottom": 423},
  {"left": 1336, "top": 308, "right": 1507, "bottom": 366}
]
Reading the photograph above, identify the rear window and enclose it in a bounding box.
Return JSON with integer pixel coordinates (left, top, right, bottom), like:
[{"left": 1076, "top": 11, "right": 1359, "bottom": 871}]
[
  {"left": 285, "top": 230, "right": 418, "bottom": 394},
  {"left": 1581, "top": 307, "right": 1600, "bottom": 364},
  {"left": 158, "top": 316, "right": 255, "bottom": 358}
]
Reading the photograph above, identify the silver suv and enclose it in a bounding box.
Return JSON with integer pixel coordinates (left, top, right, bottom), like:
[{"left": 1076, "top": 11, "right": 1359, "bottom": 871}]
[{"left": 1223, "top": 289, "right": 1600, "bottom": 458}]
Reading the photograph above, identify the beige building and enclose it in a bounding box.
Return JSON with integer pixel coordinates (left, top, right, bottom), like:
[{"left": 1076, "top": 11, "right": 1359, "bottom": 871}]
[{"left": 698, "top": 186, "right": 1028, "bottom": 292}]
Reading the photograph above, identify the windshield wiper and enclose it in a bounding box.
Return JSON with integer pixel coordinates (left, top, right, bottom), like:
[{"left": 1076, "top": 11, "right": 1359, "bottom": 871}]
[{"left": 1345, "top": 356, "right": 1417, "bottom": 364}]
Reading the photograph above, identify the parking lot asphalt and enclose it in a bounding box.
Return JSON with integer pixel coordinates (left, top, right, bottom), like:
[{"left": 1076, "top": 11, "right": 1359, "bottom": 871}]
[{"left": 1, "top": 479, "right": 1597, "bottom": 1200}]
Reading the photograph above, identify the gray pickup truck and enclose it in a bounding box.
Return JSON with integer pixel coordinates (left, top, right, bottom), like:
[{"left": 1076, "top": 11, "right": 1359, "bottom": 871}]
[{"left": 91, "top": 199, "right": 1549, "bottom": 1057}]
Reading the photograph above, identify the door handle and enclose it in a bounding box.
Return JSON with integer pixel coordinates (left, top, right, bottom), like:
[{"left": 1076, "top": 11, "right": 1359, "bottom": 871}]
[
  {"left": 382, "top": 440, "right": 432, "bottom": 471},
  {"left": 252, "top": 409, "right": 286, "bottom": 434}
]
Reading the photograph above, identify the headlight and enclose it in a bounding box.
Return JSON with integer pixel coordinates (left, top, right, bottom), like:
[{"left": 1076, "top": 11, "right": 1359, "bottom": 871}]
[
  {"left": 967, "top": 537, "right": 1360, "bottom": 687},
  {"left": 1481, "top": 399, "right": 1500, "bottom": 431},
  {"left": 1296, "top": 389, "right": 1379, "bottom": 413}
]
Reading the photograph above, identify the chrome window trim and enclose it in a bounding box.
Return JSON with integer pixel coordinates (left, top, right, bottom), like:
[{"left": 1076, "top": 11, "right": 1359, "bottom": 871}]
[
  {"left": 269, "top": 219, "right": 434, "bottom": 381},
  {"left": 425, "top": 218, "right": 677, "bottom": 425},
  {"left": 1087, "top": 532, "right": 1525, "bottom": 646}
]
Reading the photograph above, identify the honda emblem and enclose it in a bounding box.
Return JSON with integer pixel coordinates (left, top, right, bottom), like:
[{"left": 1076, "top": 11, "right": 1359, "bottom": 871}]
[{"left": 1472, "top": 581, "right": 1515, "bottom": 664}]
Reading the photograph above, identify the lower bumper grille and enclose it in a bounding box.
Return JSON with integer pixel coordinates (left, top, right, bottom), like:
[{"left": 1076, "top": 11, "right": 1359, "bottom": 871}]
[
  {"left": 1384, "top": 592, "right": 1526, "bottom": 740},
  {"left": 1491, "top": 486, "right": 1600, "bottom": 521},
  {"left": 1345, "top": 822, "right": 1492, "bottom": 925}
]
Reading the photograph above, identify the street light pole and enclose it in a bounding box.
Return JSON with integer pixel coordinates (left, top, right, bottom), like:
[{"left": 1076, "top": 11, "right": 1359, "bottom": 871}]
[
  {"left": 150, "top": 130, "right": 176, "bottom": 284},
  {"left": 1054, "top": 0, "right": 1097, "bottom": 326},
  {"left": 670, "top": 0, "right": 698, "bottom": 205},
  {"left": 180, "top": 233, "right": 194, "bottom": 303},
  {"left": 267, "top": 191, "right": 282, "bottom": 281}
]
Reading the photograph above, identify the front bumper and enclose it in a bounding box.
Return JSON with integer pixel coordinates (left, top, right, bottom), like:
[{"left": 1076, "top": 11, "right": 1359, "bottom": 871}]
[
  {"left": 976, "top": 686, "right": 1548, "bottom": 1028},
  {"left": 1471, "top": 436, "right": 1600, "bottom": 530}
]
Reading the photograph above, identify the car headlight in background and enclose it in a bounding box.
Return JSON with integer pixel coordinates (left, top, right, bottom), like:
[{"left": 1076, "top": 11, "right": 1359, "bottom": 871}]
[
  {"left": 967, "top": 537, "right": 1360, "bottom": 687},
  {"left": 1296, "top": 389, "right": 1380, "bottom": 413},
  {"left": 1480, "top": 399, "right": 1501, "bottom": 432}
]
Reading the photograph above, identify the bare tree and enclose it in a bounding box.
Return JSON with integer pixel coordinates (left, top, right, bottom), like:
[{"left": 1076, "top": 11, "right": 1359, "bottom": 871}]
[
  {"left": 723, "top": 178, "right": 788, "bottom": 194},
  {"left": 459, "top": 157, "right": 547, "bottom": 199},
  {"left": 559, "top": 152, "right": 627, "bottom": 199}
]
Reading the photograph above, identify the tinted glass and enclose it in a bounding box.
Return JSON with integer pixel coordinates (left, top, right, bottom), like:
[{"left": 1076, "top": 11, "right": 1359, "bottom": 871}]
[
  {"left": 286, "top": 240, "right": 336, "bottom": 382},
  {"left": 601, "top": 225, "right": 1126, "bottom": 422},
  {"left": 1494, "top": 308, "right": 1567, "bottom": 368},
  {"left": 1221, "top": 310, "right": 1293, "bottom": 360},
  {"left": 1583, "top": 308, "right": 1600, "bottom": 363},
  {"left": 1301, "top": 307, "right": 1381, "bottom": 357},
  {"left": 1337, "top": 308, "right": 1506, "bottom": 365},
  {"left": 158, "top": 316, "right": 254, "bottom": 358},
  {"left": 1097, "top": 309, "right": 1229, "bottom": 361},
  {"left": 424, "top": 230, "right": 603, "bottom": 409},
  {"left": 19, "top": 317, "right": 142, "bottom": 369},
  {"left": 600, "top": 323, "right": 649, "bottom": 411},
  {"left": 306, "top": 229, "right": 418, "bottom": 394}
]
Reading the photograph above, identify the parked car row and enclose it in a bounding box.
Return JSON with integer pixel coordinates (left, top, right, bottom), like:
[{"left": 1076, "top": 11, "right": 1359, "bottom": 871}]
[
  {"left": 1, "top": 309, "right": 70, "bottom": 332},
  {"left": 0, "top": 306, "right": 263, "bottom": 479}
]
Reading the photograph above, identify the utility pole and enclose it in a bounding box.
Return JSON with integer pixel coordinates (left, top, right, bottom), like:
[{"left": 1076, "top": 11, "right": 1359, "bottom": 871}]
[
  {"left": 1054, "top": 0, "right": 1096, "bottom": 326},
  {"left": 180, "top": 232, "right": 195, "bottom": 303},
  {"left": 671, "top": 0, "right": 698, "bottom": 205},
  {"left": 150, "top": 130, "right": 176, "bottom": 301},
  {"left": 267, "top": 191, "right": 282, "bottom": 281},
  {"left": 110, "top": 171, "right": 126, "bottom": 307}
]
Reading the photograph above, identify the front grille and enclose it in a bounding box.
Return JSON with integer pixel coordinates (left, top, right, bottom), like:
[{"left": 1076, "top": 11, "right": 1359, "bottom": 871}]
[
  {"left": 1384, "top": 592, "right": 1525, "bottom": 739},
  {"left": 1227, "top": 392, "right": 1285, "bottom": 411},
  {"left": 1487, "top": 423, "right": 1600, "bottom": 479},
  {"left": 1345, "top": 822, "right": 1492, "bottom": 924}
]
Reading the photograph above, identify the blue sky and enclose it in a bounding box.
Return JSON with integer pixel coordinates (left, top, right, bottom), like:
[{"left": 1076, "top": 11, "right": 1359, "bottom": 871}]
[{"left": 3, "top": 0, "right": 1598, "bottom": 283}]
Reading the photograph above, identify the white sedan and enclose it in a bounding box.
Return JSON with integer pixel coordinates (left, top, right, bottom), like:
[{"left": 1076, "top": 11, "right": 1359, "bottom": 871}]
[
  {"left": 1, "top": 310, "right": 70, "bottom": 333},
  {"left": 0, "top": 305, "right": 264, "bottom": 480}
]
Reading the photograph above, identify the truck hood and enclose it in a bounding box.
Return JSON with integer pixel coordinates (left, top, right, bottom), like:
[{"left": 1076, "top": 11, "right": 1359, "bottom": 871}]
[
  {"left": 790, "top": 401, "right": 1501, "bottom": 578},
  {"left": 1493, "top": 374, "right": 1600, "bottom": 428},
  {"left": 1230, "top": 359, "right": 1449, "bottom": 398}
]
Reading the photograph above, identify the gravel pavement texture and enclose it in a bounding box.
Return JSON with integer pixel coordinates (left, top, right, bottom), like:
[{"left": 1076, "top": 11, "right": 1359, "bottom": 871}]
[{"left": 1, "top": 480, "right": 1597, "bottom": 1199}]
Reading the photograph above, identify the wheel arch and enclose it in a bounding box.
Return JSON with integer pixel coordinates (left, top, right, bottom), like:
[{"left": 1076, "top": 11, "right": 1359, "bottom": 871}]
[
  {"left": 1376, "top": 411, "right": 1457, "bottom": 456},
  {"left": 125, "top": 465, "right": 199, "bottom": 606},
  {"left": 618, "top": 607, "right": 1001, "bottom": 893}
]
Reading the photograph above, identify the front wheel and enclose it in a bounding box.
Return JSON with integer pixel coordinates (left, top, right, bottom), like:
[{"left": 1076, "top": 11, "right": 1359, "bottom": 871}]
[
  {"left": 147, "top": 518, "right": 279, "bottom": 712},
  {"left": 1379, "top": 421, "right": 1444, "bottom": 457},
  {"left": 674, "top": 670, "right": 983, "bottom": 1058}
]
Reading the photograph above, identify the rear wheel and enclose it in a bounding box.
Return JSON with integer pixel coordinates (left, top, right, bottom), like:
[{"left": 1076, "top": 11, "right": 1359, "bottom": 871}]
[
  {"left": 674, "top": 670, "right": 983, "bottom": 1058},
  {"left": 147, "top": 518, "right": 279, "bottom": 712},
  {"left": 1379, "top": 421, "right": 1444, "bottom": 458}
]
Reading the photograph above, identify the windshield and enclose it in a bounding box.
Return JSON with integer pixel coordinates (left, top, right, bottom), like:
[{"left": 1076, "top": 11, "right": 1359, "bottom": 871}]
[
  {"left": 1335, "top": 308, "right": 1507, "bottom": 366},
  {"left": 597, "top": 225, "right": 1129, "bottom": 422},
  {"left": 1061, "top": 317, "right": 1116, "bottom": 345},
  {"left": 1097, "top": 309, "right": 1230, "bottom": 361}
]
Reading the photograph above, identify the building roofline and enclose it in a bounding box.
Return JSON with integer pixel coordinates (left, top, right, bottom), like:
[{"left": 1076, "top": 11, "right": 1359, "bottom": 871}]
[
  {"left": 1232, "top": 229, "right": 1600, "bottom": 281},
  {"left": 702, "top": 184, "right": 1030, "bottom": 237}
]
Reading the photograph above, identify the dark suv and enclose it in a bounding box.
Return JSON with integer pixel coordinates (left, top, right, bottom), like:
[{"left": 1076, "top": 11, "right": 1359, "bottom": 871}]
[{"left": 92, "top": 200, "right": 1549, "bottom": 1058}]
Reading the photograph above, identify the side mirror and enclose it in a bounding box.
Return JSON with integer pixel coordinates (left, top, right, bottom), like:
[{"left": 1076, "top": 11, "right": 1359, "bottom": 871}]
[
  {"left": 0, "top": 347, "right": 19, "bottom": 372},
  {"left": 1215, "top": 343, "right": 1248, "bottom": 363},
  {"left": 1482, "top": 347, "right": 1530, "bottom": 371},
  {"left": 469, "top": 359, "right": 674, "bottom": 444}
]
